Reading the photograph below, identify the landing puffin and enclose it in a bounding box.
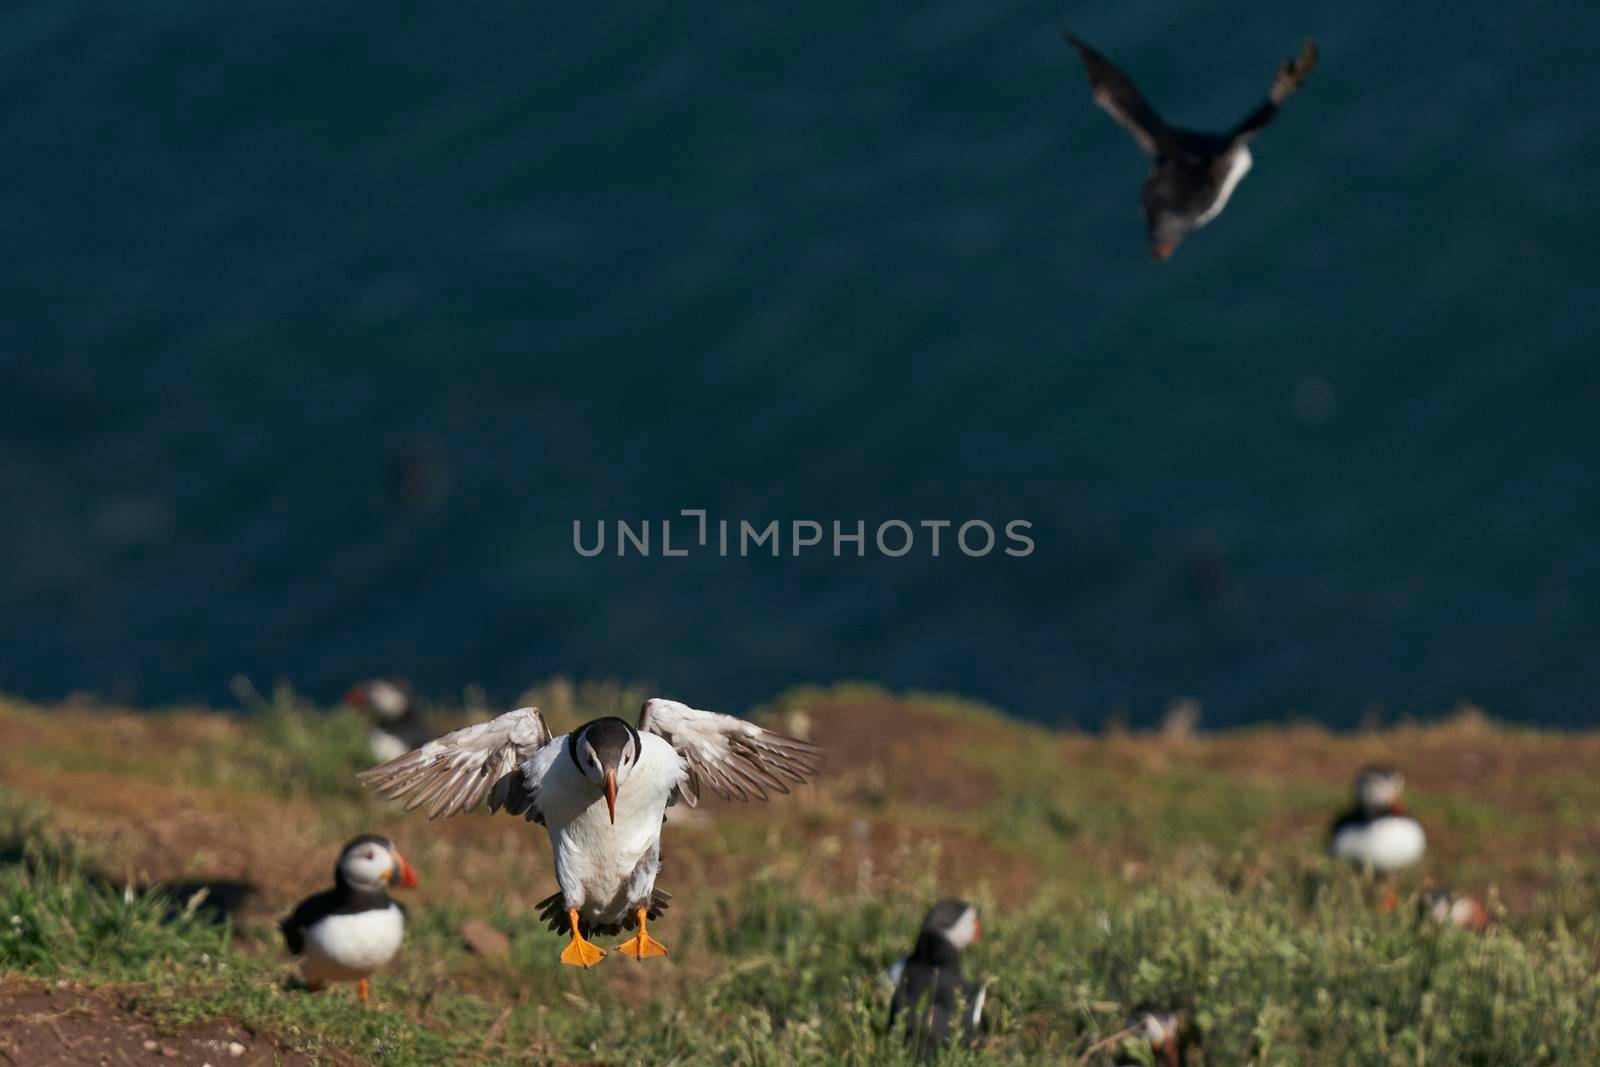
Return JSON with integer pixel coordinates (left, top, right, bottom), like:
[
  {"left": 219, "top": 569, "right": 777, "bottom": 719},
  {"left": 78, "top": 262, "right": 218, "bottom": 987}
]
[
  {"left": 344, "top": 678, "right": 430, "bottom": 763},
  {"left": 1330, "top": 765, "right": 1425, "bottom": 911},
  {"left": 888, "top": 899, "right": 989, "bottom": 1058},
  {"left": 358, "top": 699, "right": 821, "bottom": 967},
  {"left": 1064, "top": 32, "right": 1318, "bottom": 260},
  {"left": 280, "top": 835, "right": 417, "bottom": 1002}
]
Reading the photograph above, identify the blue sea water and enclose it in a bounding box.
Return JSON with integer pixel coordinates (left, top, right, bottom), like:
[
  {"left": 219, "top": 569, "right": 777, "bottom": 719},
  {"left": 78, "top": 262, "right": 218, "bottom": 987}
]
[{"left": 2, "top": 2, "right": 1597, "bottom": 727}]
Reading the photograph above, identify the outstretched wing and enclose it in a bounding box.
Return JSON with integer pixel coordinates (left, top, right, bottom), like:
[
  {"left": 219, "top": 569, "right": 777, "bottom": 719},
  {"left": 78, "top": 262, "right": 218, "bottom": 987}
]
[
  {"left": 1064, "top": 32, "right": 1168, "bottom": 156},
  {"left": 1231, "top": 38, "right": 1318, "bottom": 142},
  {"left": 356, "top": 707, "right": 553, "bottom": 820},
  {"left": 636, "top": 698, "right": 822, "bottom": 807}
]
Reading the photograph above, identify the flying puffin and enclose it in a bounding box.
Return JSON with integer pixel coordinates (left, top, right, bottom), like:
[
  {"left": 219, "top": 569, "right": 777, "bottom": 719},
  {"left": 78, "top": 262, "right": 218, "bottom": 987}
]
[
  {"left": 888, "top": 899, "right": 989, "bottom": 1058},
  {"left": 1330, "top": 765, "right": 1426, "bottom": 911},
  {"left": 344, "top": 679, "right": 431, "bottom": 762},
  {"left": 358, "top": 699, "right": 822, "bottom": 967},
  {"left": 1063, "top": 31, "right": 1318, "bottom": 260},
  {"left": 279, "top": 835, "right": 417, "bottom": 1002}
]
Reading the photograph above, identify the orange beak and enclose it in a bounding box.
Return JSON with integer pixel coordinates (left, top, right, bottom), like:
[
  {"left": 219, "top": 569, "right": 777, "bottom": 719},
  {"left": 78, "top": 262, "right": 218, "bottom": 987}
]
[
  {"left": 1390, "top": 800, "right": 1406, "bottom": 816},
  {"left": 1160, "top": 1035, "right": 1180, "bottom": 1067},
  {"left": 973, "top": 917, "right": 983, "bottom": 941},
  {"left": 390, "top": 851, "right": 418, "bottom": 889},
  {"left": 1152, "top": 242, "right": 1175, "bottom": 261},
  {"left": 604, "top": 769, "right": 618, "bottom": 825},
  {"left": 343, "top": 685, "right": 366, "bottom": 709}
]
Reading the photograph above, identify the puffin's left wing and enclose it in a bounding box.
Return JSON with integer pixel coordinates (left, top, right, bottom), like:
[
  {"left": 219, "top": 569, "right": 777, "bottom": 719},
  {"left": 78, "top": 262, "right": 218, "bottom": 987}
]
[
  {"left": 357, "top": 706, "right": 553, "bottom": 820},
  {"left": 636, "top": 698, "right": 822, "bottom": 807},
  {"left": 279, "top": 889, "right": 338, "bottom": 956}
]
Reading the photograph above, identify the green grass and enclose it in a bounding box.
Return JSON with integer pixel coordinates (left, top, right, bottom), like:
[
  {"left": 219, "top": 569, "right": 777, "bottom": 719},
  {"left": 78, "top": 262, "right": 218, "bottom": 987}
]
[
  {"left": 0, "top": 799, "right": 230, "bottom": 984},
  {"left": 7, "top": 842, "right": 1599, "bottom": 1064},
  {"left": 3, "top": 687, "right": 1600, "bottom": 1064}
]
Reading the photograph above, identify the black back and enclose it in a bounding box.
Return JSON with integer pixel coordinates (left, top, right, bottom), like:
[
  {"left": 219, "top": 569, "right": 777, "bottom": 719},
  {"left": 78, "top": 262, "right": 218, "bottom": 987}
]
[{"left": 1329, "top": 806, "right": 1367, "bottom": 841}]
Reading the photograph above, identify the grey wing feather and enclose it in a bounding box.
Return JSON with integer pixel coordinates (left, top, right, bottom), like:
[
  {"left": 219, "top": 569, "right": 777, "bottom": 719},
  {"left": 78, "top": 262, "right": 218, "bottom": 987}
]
[
  {"left": 496, "top": 740, "right": 565, "bottom": 824},
  {"left": 636, "top": 698, "right": 823, "bottom": 807},
  {"left": 356, "top": 707, "right": 552, "bottom": 820},
  {"left": 1064, "top": 32, "right": 1167, "bottom": 155}
]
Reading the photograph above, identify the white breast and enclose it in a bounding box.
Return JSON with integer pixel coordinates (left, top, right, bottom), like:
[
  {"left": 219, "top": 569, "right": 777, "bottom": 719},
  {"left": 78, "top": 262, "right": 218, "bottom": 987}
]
[
  {"left": 541, "top": 734, "right": 686, "bottom": 923},
  {"left": 300, "top": 905, "right": 405, "bottom": 981},
  {"left": 1196, "top": 145, "right": 1253, "bottom": 227},
  {"left": 1332, "top": 816, "right": 1426, "bottom": 873}
]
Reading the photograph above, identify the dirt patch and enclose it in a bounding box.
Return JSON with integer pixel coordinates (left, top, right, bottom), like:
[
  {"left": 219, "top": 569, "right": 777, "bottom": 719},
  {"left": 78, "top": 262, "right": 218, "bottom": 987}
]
[{"left": 0, "top": 981, "right": 323, "bottom": 1067}]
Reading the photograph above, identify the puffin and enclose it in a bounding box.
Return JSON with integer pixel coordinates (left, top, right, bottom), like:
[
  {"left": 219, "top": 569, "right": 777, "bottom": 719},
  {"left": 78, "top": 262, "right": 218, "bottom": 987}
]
[
  {"left": 1419, "top": 888, "right": 1490, "bottom": 933},
  {"left": 279, "top": 835, "right": 417, "bottom": 1002},
  {"left": 358, "top": 699, "right": 821, "bottom": 967},
  {"left": 888, "top": 899, "right": 989, "bottom": 1058},
  {"left": 1063, "top": 31, "right": 1318, "bottom": 260},
  {"left": 344, "top": 678, "right": 431, "bottom": 763},
  {"left": 1329, "top": 765, "right": 1426, "bottom": 911},
  {"left": 1113, "top": 1008, "right": 1182, "bottom": 1067}
]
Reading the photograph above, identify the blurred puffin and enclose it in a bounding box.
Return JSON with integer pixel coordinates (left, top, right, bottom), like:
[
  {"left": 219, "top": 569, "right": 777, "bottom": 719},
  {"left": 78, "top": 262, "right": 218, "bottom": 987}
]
[
  {"left": 889, "top": 899, "right": 989, "bottom": 1058},
  {"left": 344, "top": 679, "right": 430, "bottom": 762},
  {"left": 1330, "top": 765, "right": 1426, "bottom": 911},
  {"left": 359, "top": 699, "right": 820, "bottom": 967},
  {"left": 280, "top": 835, "right": 417, "bottom": 1002},
  {"left": 1063, "top": 32, "right": 1317, "bottom": 260},
  {"left": 1113, "top": 1007, "right": 1182, "bottom": 1067},
  {"left": 1419, "top": 888, "right": 1490, "bottom": 932}
]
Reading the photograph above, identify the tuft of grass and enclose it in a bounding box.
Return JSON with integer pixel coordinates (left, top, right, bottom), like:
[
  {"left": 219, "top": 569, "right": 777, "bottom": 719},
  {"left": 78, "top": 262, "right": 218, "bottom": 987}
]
[{"left": 0, "top": 846, "right": 231, "bottom": 983}]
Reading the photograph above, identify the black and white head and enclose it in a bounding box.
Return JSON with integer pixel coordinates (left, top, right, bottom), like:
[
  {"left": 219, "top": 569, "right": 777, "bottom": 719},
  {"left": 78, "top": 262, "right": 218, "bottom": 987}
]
[
  {"left": 570, "top": 717, "right": 643, "bottom": 825},
  {"left": 1142, "top": 195, "right": 1194, "bottom": 263},
  {"left": 916, "top": 898, "right": 982, "bottom": 958},
  {"left": 1354, "top": 765, "right": 1406, "bottom": 817},
  {"left": 1124, "top": 1007, "right": 1181, "bottom": 1067},
  {"left": 335, "top": 834, "right": 417, "bottom": 892},
  {"left": 345, "top": 679, "right": 412, "bottom": 725}
]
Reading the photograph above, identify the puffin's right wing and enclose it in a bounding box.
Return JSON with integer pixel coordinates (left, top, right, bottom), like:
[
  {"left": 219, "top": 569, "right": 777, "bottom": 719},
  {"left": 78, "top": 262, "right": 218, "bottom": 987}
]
[
  {"left": 357, "top": 706, "right": 553, "bottom": 820},
  {"left": 1063, "top": 32, "right": 1167, "bottom": 156},
  {"left": 1230, "top": 39, "right": 1318, "bottom": 141},
  {"left": 636, "top": 698, "right": 822, "bottom": 807}
]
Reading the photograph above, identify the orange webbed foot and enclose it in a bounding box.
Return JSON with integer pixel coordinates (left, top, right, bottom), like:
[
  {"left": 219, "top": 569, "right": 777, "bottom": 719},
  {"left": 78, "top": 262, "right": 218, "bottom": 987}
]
[
  {"left": 560, "top": 907, "right": 607, "bottom": 968},
  {"left": 615, "top": 907, "right": 668, "bottom": 960}
]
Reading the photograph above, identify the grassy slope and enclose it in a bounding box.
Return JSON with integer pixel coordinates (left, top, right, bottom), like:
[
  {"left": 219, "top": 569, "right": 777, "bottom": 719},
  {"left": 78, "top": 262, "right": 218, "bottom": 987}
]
[{"left": 2, "top": 683, "right": 1599, "bottom": 1065}]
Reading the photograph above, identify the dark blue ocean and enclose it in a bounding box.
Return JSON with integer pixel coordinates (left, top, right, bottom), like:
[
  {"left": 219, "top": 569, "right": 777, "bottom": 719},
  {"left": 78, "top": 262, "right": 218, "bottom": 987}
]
[{"left": 3, "top": 3, "right": 1597, "bottom": 727}]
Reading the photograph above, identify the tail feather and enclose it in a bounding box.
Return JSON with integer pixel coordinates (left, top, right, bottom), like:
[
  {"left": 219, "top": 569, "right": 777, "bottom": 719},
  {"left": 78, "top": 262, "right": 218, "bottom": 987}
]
[{"left": 535, "top": 888, "right": 672, "bottom": 936}]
